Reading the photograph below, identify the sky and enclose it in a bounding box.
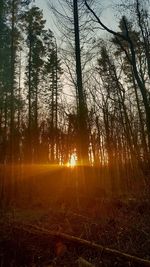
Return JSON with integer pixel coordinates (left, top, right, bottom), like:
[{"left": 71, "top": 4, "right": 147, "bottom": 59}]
[
  {"left": 35, "top": 0, "right": 118, "bottom": 39},
  {"left": 34, "top": 0, "right": 119, "bottom": 103},
  {"left": 35, "top": 0, "right": 58, "bottom": 35}
]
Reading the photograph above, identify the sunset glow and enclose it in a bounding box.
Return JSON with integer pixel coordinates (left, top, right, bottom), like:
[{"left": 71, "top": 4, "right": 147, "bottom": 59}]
[{"left": 67, "top": 153, "right": 77, "bottom": 167}]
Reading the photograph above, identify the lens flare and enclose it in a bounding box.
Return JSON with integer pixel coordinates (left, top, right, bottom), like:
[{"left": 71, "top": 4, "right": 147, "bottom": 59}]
[{"left": 67, "top": 153, "right": 77, "bottom": 167}]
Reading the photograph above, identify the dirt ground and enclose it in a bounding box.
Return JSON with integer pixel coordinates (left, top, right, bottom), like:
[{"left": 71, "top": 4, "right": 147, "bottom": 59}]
[{"left": 0, "top": 165, "right": 150, "bottom": 266}]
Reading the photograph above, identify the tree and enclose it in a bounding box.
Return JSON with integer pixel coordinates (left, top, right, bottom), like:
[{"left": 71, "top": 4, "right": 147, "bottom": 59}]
[
  {"left": 73, "top": 0, "right": 89, "bottom": 164},
  {"left": 0, "top": 0, "right": 31, "bottom": 162},
  {"left": 24, "top": 6, "right": 46, "bottom": 162},
  {"left": 49, "top": 0, "right": 93, "bottom": 164},
  {"left": 44, "top": 30, "right": 62, "bottom": 163},
  {"left": 84, "top": 0, "right": 150, "bottom": 165},
  {"left": 0, "top": 0, "right": 11, "bottom": 162}
]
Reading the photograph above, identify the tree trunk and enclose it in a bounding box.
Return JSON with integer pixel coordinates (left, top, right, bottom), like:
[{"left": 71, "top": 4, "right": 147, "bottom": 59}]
[{"left": 73, "top": 0, "right": 89, "bottom": 164}]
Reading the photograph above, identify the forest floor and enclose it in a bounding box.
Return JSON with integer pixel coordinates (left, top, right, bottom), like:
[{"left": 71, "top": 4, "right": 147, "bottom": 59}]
[{"left": 0, "top": 165, "right": 150, "bottom": 267}]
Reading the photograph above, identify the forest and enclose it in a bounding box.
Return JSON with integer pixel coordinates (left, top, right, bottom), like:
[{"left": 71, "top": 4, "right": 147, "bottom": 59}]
[{"left": 0, "top": 0, "right": 150, "bottom": 266}]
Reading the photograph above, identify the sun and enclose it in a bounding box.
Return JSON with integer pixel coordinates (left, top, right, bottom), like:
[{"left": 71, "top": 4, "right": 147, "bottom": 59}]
[{"left": 67, "top": 153, "right": 77, "bottom": 167}]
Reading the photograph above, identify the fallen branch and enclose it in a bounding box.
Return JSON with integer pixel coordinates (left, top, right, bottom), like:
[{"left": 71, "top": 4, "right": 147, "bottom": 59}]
[{"left": 11, "top": 222, "right": 150, "bottom": 267}]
